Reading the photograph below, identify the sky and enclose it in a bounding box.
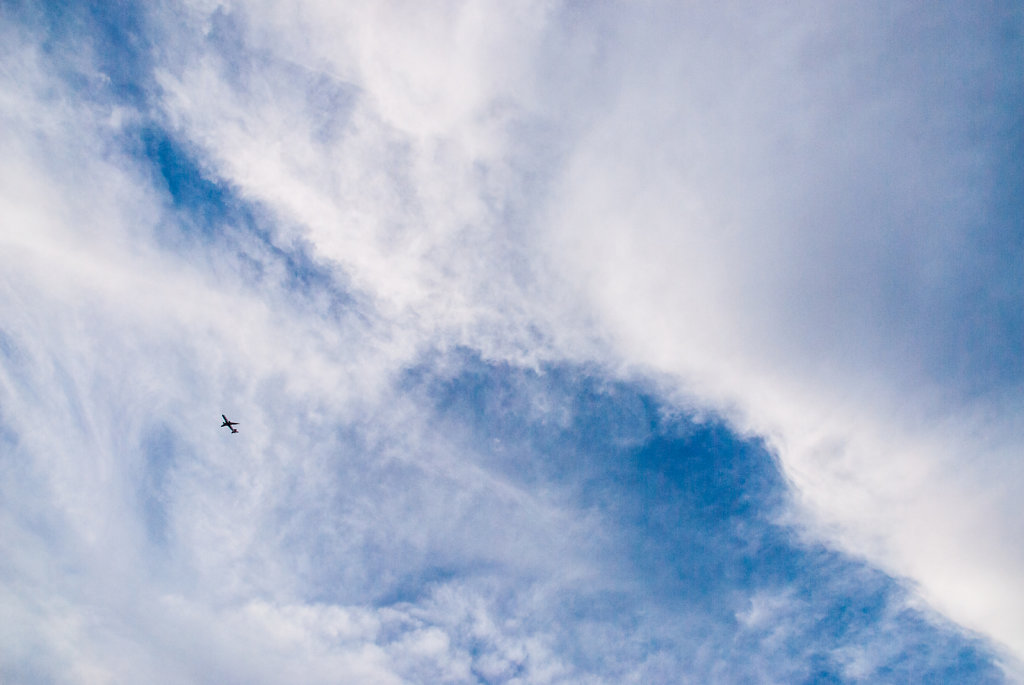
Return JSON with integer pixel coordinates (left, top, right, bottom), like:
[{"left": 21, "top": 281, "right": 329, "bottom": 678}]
[{"left": 0, "top": 1, "right": 1021, "bottom": 683}]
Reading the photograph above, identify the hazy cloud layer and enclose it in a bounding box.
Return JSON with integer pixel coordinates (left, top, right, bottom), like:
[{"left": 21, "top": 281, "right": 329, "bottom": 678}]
[{"left": 1, "top": 1, "right": 1021, "bottom": 682}]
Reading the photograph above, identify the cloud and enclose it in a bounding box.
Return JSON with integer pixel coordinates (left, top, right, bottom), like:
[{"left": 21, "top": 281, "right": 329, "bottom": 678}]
[
  {"left": 154, "top": 0, "right": 1024, "bottom": 662},
  {"left": 1, "top": 0, "right": 1021, "bottom": 682},
  {"left": 536, "top": 3, "right": 1024, "bottom": 668}
]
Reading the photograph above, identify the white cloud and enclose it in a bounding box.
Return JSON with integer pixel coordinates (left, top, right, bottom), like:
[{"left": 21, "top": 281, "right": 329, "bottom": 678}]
[
  {"left": 2, "top": 1, "right": 1021, "bottom": 681},
  {"left": 148, "top": 1, "right": 1024, "bottom": 673},
  {"left": 535, "top": 7, "right": 1024, "bottom": 671}
]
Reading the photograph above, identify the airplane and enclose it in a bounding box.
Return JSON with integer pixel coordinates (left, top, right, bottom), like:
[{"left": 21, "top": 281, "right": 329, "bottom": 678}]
[{"left": 220, "top": 415, "right": 239, "bottom": 433}]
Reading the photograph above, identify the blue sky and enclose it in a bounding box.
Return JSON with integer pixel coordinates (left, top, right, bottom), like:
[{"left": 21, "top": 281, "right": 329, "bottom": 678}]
[{"left": 1, "top": 1, "right": 1022, "bottom": 683}]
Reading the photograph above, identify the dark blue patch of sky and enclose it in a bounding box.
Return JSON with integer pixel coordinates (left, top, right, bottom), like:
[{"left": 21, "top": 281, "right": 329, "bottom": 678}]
[
  {"left": 404, "top": 349, "right": 1005, "bottom": 681},
  {"left": 128, "top": 123, "right": 357, "bottom": 317},
  {"left": 8, "top": 0, "right": 365, "bottom": 325},
  {"left": 139, "top": 127, "right": 235, "bottom": 240},
  {"left": 7, "top": 0, "right": 154, "bottom": 108}
]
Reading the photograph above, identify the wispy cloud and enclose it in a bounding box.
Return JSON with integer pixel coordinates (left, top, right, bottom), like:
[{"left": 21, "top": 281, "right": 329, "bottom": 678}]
[{"left": 1, "top": 1, "right": 1020, "bottom": 682}]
